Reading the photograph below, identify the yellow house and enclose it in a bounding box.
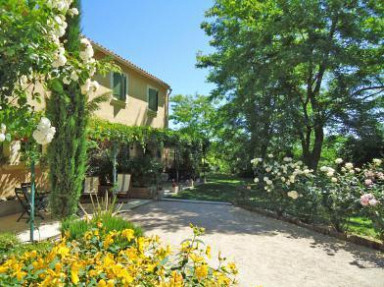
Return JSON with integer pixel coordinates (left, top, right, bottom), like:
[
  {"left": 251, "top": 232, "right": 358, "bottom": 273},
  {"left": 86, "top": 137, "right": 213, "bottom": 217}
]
[
  {"left": 0, "top": 40, "right": 171, "bottom": 201},
  {"left": 91, "top": 40, "right": 171, "bottom": 129}
]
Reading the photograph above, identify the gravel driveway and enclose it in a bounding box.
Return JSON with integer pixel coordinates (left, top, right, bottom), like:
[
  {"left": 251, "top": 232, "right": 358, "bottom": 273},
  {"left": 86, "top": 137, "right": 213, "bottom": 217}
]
[{"left": 125, "top": 200, "right": 383, "bottom": 287}]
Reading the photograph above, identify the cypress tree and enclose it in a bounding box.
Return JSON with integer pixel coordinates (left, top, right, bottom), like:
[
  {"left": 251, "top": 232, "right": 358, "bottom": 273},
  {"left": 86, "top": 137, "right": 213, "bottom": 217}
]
[{"left": 47, "top": 0, "right": 88, "bottom": 217}]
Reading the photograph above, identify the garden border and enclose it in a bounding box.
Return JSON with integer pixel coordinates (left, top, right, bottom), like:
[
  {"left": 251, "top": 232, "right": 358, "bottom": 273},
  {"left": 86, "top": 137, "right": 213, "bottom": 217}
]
[{"left": 234, "top": 201, "right": 384, "bottom": 252}]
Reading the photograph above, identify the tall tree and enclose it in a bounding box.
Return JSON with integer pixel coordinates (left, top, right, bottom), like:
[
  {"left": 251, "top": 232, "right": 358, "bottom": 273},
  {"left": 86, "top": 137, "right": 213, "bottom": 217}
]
[
  {"left": 199, "top": 0, "right": 383, "bottom": 169},
  {"left": 47, "top": 0, "right": 88, "bottom": 217}
]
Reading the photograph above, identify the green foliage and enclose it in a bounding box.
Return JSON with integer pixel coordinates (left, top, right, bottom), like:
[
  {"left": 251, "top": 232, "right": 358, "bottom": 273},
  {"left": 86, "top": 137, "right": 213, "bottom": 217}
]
[
  {"left": 47, "top": 0, "right": 87, "bottom": 217},
  {"left": 0, "top": 233, "right": 19, "bottom": 256},
  {"left": 61, "top": 214, "right": 143, "bottom": 241},
  {"left": 199, "top": 0, "right": 384, "bottom": 169},
  {"left": 124, "top": 156, "right": 163, "bottom": 187}
]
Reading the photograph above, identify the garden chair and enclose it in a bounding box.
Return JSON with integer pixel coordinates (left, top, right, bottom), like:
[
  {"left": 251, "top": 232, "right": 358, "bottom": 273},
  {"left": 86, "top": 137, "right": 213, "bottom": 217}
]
[
  {"left": 80, "top": 177, "right": 100, "bottom": 200},
  {"left": 15, "top": 185, "right": 45, "bottom": 222},
  {"left": 116, "top": 174, "right": 132, "bottom": 201}
]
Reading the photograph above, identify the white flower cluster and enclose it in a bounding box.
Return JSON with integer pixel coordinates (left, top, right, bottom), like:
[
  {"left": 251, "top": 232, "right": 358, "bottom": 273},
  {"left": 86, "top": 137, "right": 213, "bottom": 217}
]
[
  {"left": 81, "top": 78, "right": 100, "bottom": 96},
  {"left": 0, "top": 124, "right": 6, "bottom": 142},
  {"left": 373, "top": 158, "right": 382, "bottom": 166},
  {"left": 32, "top": 117, "right": 56, "bottom": 145},
  {"left": 80, "top": 38, "right": 95, "bottom": 64},
  {"left": 47, "top": 0, "right": 73, "bottom": 12},
  {"left": 252, "top": 157, "right": 313, "bottom": 195},
  {"left": 52, "top": 46, "right": 67, "bottom": 68}
]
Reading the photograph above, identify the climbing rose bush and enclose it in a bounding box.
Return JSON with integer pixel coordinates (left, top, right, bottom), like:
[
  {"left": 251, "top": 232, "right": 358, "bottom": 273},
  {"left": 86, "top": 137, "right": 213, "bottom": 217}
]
[{"left": 0, "top": 224, "right": 238, "bottom": 286}]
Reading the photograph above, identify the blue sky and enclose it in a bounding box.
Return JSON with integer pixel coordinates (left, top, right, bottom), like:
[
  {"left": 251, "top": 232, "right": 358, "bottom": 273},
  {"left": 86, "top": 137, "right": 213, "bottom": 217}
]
[{"left": 82, "top": 0, "right": 215, "bottom": 97}]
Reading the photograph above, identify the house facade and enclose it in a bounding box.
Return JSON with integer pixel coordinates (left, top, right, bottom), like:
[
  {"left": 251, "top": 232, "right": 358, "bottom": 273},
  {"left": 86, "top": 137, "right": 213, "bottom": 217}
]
[{"left": 0, "top": 40, "right": 171, "bottom": 200}]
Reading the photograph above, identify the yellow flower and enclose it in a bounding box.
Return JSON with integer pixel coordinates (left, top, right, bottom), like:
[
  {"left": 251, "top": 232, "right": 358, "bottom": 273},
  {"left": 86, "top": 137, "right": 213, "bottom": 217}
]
[
  {"left": 169, "top": 271, "right": 183, "bottom": 286},
  {"left": 103, "top": 234, "right": 114, "bottom": 249},
  {"left": 227, "top": 262, "right": 238, "bottom": 275},
  {"left": 97, "top": 221, "right": 103, "bottom": 228},
  {"left": 189, "top": 253, "right": 204, "bottom": 263},
  {"left": 122, "top": 229, "right": 135, "bottom": 242},
  {"left": 71, "top": 262, "right": 82, "bottom": 284},
  {"left": 55, "top": 262, "right": 62, "bottom": 273},
  {"left": 57, "top": 245, "right": 70, "bottom": 257},
  {"left": 195, "top": 264, "right": 208, "bottom": 281},
  {"left": 205, "top": 246, "right": 211, "bottom": 259}
]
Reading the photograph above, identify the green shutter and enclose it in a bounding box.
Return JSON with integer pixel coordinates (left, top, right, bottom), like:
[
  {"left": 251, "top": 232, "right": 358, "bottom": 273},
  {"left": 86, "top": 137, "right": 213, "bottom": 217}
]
[
  {"left": 148, "top": 88, "right": 158, "bottom": 111},
  {"left": 155, "top": 90, "right": 158, "bottom": 111},
  {"left": 121, "top": 75, "right": 127, "bottom": 101},
  {"left": 113, "top": 73, "right": 122, "bottom": 98}
]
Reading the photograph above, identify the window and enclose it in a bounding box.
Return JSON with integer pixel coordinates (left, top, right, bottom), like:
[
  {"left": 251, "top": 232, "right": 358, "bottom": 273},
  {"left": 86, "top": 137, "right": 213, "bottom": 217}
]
[
  {"left": 111, "top": 72, "right": 128, "bottom": 101},
  {"left": 148, "top": 87, "right": 158, "bottom": 112}
]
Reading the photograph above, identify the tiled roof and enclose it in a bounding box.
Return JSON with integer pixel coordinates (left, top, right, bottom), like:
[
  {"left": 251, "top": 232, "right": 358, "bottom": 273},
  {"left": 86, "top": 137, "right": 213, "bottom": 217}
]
[{"left": 90, "top": 39, "right": 171, "bottom": 89}]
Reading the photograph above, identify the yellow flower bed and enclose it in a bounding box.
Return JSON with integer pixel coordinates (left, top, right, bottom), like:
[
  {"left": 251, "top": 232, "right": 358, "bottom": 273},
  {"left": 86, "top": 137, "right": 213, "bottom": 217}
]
[{"left": 0, "top": 224, "right": 238, "bottom": 286}]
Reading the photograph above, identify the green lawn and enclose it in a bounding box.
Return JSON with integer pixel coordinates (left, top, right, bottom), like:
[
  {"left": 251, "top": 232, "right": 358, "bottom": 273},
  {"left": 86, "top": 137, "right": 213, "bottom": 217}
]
[
  {"left": 171, "top": 173, "right": 250, "bottom": 202},
  {"left": 172, "top": 173, "right": 379, "bottom": 241}
]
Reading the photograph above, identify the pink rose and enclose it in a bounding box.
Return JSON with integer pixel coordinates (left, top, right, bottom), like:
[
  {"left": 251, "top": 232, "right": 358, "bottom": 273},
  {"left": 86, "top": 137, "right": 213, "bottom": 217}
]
[{"left": 360, "top": 194, "right": 373, "bottom": 206}]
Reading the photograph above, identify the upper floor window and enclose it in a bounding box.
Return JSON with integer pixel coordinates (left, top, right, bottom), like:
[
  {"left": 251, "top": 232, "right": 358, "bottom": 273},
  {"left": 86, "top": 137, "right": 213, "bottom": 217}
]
[
  {"left": 148, "top": 87, "right": 159, "bottom": 112},
  {"left": 111, "top": 72, "right": 128, "bottom": 101}
]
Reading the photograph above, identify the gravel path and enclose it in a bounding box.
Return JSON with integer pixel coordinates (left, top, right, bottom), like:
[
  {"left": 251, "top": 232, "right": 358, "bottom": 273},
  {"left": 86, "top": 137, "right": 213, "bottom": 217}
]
[{"left": 126, "top": 200, "right": 383, "bottom": 287}]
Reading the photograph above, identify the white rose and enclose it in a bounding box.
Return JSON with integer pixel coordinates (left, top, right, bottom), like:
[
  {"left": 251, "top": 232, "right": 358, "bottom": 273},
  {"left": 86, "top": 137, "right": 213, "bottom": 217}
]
[
  {"left": 281, "top": 177, "right": 285, "bottom": 182},
  {"left": 287, "top": 191, "right": 299, "bottom": 200},
  {"left": 373, "top": 158, "right": 382, "bottom": 166},
  {"left": 369, "top": 199, "right": 379, "bottom": 207},
  {"left": 81, "top": 79, "right": 92, "bottom": 95},
  {"left": 268, "top": 154, "right": 273, "bottom": 158},
  {"left": 335, "top": 158, "right": 343, "bottom": 164},
  {"left": 326, "top": 171, "right": 334, "bottom": 177},
  {"left": 70, "top": 71, "right": 79, "bottom": 81},
  {"left": 52, "top": 54, "right": 67, "bottom": 68},
  {"left": 33, "top": 130, "right": 45, "bottom": 144},
  {"left": 364, "top": 179, "right": 373, "bottom": 186},
  {"left": 68, "top": 8, "right": 79, "bottom": 16},
  {"left": 63, "top": 77, "right": 71, "bottom": 85},
  {"left": 266, "top": 180, "right": 273, "bottom": 186},
  {"left": 320, "top": 166, "right": 328, "bottom": 172},
  {"left": 1, "top": 123, "right": 6, "bottom": 134},
  {"left": 265, "top": 167, "right": 272, "bottom": 173},
  {"left": 345, "top": 162, "right": 354, "bottom": 169},
  {"left": 254, "top": 178, "right": 259, "bottom": 183},
  {"left": 331, "top": 177, "right": 338, "bottom": 183},
  {"left": 283, "top": 157, "right": 292, "bottom": 162},
  {"left": 263, "top": 177, "right": 269, "bottom": 182},
  {"left": 0, "top": 133, "right": 5, "bottom": 142}
]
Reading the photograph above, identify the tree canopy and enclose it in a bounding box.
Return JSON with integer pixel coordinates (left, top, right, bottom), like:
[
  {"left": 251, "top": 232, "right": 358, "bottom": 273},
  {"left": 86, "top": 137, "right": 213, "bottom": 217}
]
[{"left": 198, "top": 0, "right": 384, "bottom": 169}]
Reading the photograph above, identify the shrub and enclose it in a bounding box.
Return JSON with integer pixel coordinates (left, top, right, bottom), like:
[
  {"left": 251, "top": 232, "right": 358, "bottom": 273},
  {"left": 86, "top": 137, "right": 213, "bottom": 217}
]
[
  {"left": 251, "top": 155, "right": 320, "bottom": 219},
  {"left": 0, "top": 233, "right": 19, "bottom": 259},
  {"left": 61, "top": 213, "right": 143, "bottom": 241},
  {"left": 250, "top": 156, "right": 384, "bottom": 239},
  {"left": 0, "top": 224, "right": 238, "bottom": 286},
  {"left": 358, "top": 159, "right": 384, "bottom": 240}
]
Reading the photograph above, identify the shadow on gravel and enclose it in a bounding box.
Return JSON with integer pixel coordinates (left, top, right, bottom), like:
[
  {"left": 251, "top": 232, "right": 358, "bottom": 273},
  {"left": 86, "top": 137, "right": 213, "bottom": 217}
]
[{"left": 127, "top": 201, "right": 384, "bottom": 268}]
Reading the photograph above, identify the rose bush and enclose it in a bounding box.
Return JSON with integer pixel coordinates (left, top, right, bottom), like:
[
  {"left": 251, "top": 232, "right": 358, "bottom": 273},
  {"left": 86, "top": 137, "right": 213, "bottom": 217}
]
[
  {"left": 358, "top": 159, "right": 383, "bottom": 240},
  {"left": 251, "top": 157, "right": 384, "bottom": 239},
  {"left": 251, "top": 155, "right": 320, "bottom": 220}
]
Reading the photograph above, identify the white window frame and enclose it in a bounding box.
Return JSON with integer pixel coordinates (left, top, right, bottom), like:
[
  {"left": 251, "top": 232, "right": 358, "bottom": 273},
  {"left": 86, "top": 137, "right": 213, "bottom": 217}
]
[
  {"left": 110, "top": 72, "right": 129, "bottom": 102},
  {"left": 147, "top": 85, "right": 159, "bottom": 112}
]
